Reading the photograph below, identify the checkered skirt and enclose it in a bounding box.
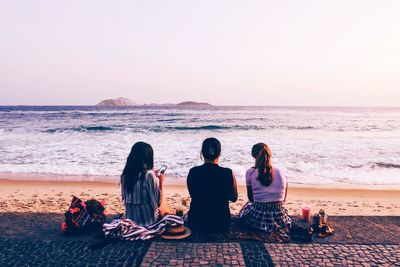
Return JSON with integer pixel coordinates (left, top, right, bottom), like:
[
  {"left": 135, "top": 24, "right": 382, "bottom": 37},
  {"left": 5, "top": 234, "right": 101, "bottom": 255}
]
[{"left": 239, "top": 202, "right": 291, "bottom": 233}]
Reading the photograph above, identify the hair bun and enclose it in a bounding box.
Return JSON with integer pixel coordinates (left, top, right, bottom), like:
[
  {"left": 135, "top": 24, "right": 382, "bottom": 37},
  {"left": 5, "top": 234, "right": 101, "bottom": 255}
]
[
  {"left": 209, "top": 147, "right": 215, "bottom": 155},
  {"left": 201, "top": 137, "right": 221, "bottom": 161}
]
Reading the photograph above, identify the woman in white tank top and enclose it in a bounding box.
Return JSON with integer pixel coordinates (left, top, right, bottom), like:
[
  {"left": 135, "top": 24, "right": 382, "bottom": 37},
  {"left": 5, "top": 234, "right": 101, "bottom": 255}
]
[{"left": 239, "top": 143, "right": 291, "bottom": 241}]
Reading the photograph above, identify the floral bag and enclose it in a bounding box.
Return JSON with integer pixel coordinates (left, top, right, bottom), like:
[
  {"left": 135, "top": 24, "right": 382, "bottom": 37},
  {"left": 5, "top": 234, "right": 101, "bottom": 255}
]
[{"left": 62, "top": 196, "right": 106, "bottom": 234}]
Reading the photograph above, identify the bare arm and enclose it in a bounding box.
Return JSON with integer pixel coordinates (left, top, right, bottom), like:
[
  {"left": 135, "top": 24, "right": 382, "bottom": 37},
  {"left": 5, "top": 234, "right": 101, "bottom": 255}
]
[
  {"left": 229, "top": 174, "right": 238, "bottom": 202},
  {"left": 120, "top": 179, "right": 125, "bottom": 202},
  {"left": 246, "top": 185, "right": 254, "bottom": 203},
  {"left": 158, "top": 173, "right": 165, "bottom": 206},
  {"left": 186, "top": 170, "right": 195, "bottom": 198},
  {"left": 284, "top": 182, "right": 288, "bottom": 202}
]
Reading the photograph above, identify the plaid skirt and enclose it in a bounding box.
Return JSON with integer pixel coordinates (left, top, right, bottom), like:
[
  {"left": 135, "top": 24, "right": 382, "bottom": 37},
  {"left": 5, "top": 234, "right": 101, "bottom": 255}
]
[{"left": 239, "top": 202, "right": 291, "bottom": 234}]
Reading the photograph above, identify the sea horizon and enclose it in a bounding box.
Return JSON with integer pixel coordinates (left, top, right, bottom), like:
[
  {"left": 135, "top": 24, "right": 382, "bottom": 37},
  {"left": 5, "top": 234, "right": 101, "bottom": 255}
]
[{"left": 1, "top": 104, "right": 400, "bottom": 108}]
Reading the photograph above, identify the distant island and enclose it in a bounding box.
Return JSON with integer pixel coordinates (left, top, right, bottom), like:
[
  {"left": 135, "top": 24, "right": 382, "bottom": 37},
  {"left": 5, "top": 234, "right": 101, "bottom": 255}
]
[
  {"left": 176, "top": 101, "right": 212, "bottom": 107},
  {"left": 96, "top": 98, "right": 212, "bottom": 107},
  {"left": 96, "top": 97, "right": 136, "bottom": 106}
]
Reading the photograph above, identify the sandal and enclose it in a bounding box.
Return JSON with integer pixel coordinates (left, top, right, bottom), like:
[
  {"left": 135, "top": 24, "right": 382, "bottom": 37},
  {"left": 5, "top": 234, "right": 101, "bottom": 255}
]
[{"left": 317, "top": 225, "right": 335, "bottom": 238}]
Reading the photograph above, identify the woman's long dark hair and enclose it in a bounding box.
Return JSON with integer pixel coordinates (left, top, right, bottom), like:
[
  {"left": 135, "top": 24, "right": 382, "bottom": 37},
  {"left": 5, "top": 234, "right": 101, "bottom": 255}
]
[
  {"left": 121, "top": 142, "right": 154, "bottom": 192},
  {"left": 252, "top": 143, "right": 273, "bottom": 187}
]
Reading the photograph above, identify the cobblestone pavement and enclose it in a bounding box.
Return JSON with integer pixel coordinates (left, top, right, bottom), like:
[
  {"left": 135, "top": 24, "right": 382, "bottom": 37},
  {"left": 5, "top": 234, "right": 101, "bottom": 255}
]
[
  {"left": 0, "top": 238, "right": 150, "bottom": 267},
  {"left": 265, "top": 243, "right": 400, "bottom": 267},
  {"left": 142, "top": 242, "right": 246, "bottom": 266},
  {"left": 0, "top": 237, "right": 399, "bottom": 266},
  {"left": 240, "top": 242, "right": 274, "bottom": 267}
]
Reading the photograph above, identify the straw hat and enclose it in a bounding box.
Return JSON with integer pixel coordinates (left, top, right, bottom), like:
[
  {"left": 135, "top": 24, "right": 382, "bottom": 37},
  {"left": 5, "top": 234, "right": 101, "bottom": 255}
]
[{"left": 160, "top": 224, "right": 191, "bottom": 240}]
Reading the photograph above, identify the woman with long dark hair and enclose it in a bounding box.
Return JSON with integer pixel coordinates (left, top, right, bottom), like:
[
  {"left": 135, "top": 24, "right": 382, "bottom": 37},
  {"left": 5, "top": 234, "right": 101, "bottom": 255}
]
[
  {"left": 121, "top": 142, "right": 165, "bottom": 227},
  {"left": 186, "top": 137, "right": 238, "bottom": 233},
  {"left": 239, "top": 143, "right": 291, "bottom": 241}
]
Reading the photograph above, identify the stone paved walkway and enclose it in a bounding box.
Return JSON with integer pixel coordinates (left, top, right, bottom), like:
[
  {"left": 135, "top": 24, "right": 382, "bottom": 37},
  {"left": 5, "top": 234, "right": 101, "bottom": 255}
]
[
  {"left": 1, "top": 215, "right": 400, "bottom": 266},
  {"left": 142, "top": 243, "right": 246, "bottom": 266},
  {"left": 1, "top": 238, "right": 399, "bottom": 266},
  {"left": 265, "top": 244, "right": 400, "bottom": 267}
]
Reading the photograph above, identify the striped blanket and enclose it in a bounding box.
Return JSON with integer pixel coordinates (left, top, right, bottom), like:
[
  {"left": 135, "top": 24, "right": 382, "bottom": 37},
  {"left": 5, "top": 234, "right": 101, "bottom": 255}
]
[{"left": 103, "top": 215, "right": 184, "bottom": 241}]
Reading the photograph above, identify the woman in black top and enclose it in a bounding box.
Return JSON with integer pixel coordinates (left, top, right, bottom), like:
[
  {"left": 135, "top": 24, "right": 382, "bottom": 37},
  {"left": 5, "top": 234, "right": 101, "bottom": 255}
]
[{"left": 187, "top": 138, "right": 238, "bottom": 233}]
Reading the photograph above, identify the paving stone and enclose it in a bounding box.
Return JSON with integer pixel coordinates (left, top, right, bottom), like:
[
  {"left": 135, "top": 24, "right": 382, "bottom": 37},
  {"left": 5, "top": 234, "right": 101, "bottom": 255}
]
[
  {"left": 141, "top": 242, "right": 246, "bottom": 266},
  {"left": 240, "top": 242, "right": 274, "bottom": 267},
  {"left": 1, "top": 236, "right": 399, "bottom": 266},
  {"left": 0, "top": 237, "right": 150, "bottom": 267},
  {"left": 265, "top": 243, "right": 400, "bottom": 266}
]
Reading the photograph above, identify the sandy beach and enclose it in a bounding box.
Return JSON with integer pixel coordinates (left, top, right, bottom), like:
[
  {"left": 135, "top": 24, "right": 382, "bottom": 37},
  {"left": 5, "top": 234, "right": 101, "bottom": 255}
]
[{"left": 1, "top": 177, "right": 399, "bottom": 216}]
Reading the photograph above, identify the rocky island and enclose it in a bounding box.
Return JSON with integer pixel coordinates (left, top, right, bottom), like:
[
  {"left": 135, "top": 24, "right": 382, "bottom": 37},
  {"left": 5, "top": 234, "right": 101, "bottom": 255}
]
[
  {"left": 176, "top": 101, "right": 212, "bottom": 107},
  {"left": 95, "top": 98, "right": 212, "bottom": 107},
  {"left": 96, "top": 97, "right": 136, "bottom": 106}
]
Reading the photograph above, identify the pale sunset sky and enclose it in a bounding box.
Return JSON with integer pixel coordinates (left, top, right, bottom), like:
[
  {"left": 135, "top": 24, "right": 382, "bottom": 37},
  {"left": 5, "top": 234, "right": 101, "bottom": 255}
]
[{"left": 0, "top": 1, "right": 399, "bottom": 106}]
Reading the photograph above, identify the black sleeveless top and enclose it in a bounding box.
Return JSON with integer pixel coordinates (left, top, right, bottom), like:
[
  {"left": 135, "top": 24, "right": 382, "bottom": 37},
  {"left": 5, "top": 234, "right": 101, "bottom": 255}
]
[{"left": 186, "top": 163, "right": 235, "bottom": 233}]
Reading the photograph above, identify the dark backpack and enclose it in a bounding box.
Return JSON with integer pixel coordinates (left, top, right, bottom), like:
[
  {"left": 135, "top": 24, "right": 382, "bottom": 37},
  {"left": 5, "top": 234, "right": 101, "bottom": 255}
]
[{"left": 290, "top": 224, "right": 313, "bottom": 243}]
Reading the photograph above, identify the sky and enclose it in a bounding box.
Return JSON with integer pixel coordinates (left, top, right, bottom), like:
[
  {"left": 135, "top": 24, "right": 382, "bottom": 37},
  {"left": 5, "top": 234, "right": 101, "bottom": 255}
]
[{"left": 0, "top": 1, "right": 399, "bottom": 106}]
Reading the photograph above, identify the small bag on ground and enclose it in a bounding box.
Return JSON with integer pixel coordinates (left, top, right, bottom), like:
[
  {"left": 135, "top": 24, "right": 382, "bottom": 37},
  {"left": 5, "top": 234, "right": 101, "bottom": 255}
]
[
  {"left": 290, "top": 223, "right": 313, "bottom": 243},
  {"left": 61, "top": 196, "right": 106, "bottom": 234}
]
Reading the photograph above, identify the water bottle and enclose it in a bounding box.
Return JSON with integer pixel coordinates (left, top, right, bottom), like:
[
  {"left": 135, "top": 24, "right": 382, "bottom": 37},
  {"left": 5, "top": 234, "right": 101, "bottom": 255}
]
[{"left": 318, "top": 209, "right": 328, "bottom": 227}]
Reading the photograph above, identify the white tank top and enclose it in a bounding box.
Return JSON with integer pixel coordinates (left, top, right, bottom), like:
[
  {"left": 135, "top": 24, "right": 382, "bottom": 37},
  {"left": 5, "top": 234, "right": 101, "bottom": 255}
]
[{"left": 246, "top": 166, "right": 287, "bottom": 202}]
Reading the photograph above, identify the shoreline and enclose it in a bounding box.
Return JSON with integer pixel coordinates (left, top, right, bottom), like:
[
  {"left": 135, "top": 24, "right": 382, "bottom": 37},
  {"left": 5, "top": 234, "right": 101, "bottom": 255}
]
[{"left": 1, "top": 172, "right": 400, "bottom": 190}]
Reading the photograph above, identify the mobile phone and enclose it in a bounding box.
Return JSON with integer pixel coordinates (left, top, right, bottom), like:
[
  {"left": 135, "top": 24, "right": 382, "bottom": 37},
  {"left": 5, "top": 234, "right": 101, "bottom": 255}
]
[{"left": 158, "top": 165, "right": 168, "bottom": 177}]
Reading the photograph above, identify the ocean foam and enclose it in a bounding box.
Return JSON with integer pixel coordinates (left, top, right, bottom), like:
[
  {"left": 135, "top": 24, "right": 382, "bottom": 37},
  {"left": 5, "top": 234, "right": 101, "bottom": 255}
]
[{"left": 1, "top": 106, "right": 399, "bottom": 185}]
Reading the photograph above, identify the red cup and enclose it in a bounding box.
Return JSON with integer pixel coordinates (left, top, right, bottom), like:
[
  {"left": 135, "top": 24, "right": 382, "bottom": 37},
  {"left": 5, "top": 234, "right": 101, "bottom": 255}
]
[{"left": 301, "top": 204, "right": 311, "bottom": 222}]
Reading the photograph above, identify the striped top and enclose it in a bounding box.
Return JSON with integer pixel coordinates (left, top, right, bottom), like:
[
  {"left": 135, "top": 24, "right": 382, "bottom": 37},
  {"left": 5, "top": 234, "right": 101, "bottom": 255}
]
[{"left": 121, "top": 170, "right": 161, "bottom": 226}]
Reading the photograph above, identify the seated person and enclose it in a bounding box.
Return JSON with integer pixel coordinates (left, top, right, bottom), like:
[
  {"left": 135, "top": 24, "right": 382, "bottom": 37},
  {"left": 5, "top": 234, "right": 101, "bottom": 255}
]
[
  {"left": 120, "top": 141, "right": 168, "bottom": 227},
  {"left": 186, "top": 137, "right": 238, "bottom": 233},
  {"left": 239, "top": 143, "right": 291, "bottom": 241}
]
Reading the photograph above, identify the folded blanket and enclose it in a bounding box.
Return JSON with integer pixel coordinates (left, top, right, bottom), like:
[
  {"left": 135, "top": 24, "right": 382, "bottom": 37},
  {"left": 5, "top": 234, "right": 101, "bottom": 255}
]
[{"left": 103, "top": 215, "right": 184, "bottom": 241}]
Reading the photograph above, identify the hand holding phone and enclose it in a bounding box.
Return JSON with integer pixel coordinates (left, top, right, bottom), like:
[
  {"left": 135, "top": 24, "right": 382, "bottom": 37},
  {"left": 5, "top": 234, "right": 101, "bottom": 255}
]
[{"left": 157, "top": 165, "right": 168, "bottom": 178}]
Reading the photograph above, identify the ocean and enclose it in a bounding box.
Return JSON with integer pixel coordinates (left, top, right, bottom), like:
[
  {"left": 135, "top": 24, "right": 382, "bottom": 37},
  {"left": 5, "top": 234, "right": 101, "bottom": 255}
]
[{"left": 0, "top": 106, "right": 399, "bottom": 185}]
